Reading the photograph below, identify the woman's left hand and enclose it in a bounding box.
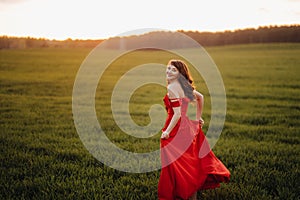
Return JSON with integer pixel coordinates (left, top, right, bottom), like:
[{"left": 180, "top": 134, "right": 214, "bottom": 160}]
[
  {"left": 199, "top": 117, "right": 205, "bottom": 127},
  {"left": 161, "top": 131, "right": 170, "bottom": 139}
]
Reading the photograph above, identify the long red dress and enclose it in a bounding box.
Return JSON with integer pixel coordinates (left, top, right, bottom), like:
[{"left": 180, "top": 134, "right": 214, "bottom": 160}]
[{"left": 158, "top": 95, "right": 230, "bottom": 200}]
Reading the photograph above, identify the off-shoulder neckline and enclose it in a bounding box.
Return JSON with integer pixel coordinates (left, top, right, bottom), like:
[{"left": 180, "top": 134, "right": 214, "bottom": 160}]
[{"left": 165, "top": 94, "right": 190, "bottom": 101}]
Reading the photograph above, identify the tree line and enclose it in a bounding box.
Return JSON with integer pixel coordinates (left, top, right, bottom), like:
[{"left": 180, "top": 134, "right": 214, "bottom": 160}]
[
  {"left": 0, "top": 37, "right": 103, "bottom": 49},
  {"left": 180, "top": 24, "right": 300, "bottom": 46},
  {"left": 0, "top": 24, "right": 299, "bottom": 49}
]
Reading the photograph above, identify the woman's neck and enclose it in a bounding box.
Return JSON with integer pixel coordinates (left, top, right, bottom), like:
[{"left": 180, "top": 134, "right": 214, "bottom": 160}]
[{"left": 167, "top": 78, "right": 179, "bottom": 85}]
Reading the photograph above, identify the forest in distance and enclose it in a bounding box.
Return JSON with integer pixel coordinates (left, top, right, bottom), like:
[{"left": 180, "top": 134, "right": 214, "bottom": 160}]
[{"left": 0, "top": 24, "right": 299, "bottom": 49}]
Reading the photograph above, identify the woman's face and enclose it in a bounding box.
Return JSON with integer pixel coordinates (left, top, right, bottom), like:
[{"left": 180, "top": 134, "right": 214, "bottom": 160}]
[{"left": 166, "top": 64, "right": 179, "bottom": 82}]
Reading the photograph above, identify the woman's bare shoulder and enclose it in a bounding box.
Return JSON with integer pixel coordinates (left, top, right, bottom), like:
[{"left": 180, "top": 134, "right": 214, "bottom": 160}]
[{"left": 167, "top": 82, "right": 183, "bottom": 98}]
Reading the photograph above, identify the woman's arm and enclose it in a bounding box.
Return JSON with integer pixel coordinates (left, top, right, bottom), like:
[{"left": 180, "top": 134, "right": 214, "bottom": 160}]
[
  {"left": 161, "top": 106, "right": 181, "bottom": 139},
  {"left": 161, "top": 84, "right": 182, "bottom": 139},
  {"left": 193, "top": 90, "right": 204, "bottom": 126}
]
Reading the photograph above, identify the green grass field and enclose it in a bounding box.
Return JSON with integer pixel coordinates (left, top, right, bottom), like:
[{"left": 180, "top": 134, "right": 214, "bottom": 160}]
[{"left": 0, "top": 43, "right": 299, "bottom": 199}]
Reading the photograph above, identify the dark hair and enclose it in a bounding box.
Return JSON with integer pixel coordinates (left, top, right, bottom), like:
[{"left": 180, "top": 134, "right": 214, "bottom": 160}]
[{"left": 169, "top": 59, "right": 195, "bottom": 101}]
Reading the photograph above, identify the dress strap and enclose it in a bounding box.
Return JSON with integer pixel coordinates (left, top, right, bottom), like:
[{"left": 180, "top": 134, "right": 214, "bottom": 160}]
[{"left": 169, "top": 98, "right": 181, "bottom": 107}]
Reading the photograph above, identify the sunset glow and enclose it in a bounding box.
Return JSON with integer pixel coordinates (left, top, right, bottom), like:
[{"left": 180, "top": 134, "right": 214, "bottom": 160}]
[{"left": 1, "top": 0, "right": 299, "bottom": 40}]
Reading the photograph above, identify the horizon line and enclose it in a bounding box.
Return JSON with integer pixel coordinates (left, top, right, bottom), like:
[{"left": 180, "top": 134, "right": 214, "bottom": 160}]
[{"left": 1, "top": 24, "right": 299, "bottom": 41}]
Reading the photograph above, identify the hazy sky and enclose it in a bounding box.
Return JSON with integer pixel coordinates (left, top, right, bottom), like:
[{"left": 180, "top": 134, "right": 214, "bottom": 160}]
[{"left": 0, "top": 0, "right": 299, "bottom": 40}]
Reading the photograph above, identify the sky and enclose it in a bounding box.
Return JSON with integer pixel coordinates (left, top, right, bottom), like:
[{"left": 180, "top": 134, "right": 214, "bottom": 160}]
[{"left": 0, "top": 0, "right": 299, "bottom": 40}]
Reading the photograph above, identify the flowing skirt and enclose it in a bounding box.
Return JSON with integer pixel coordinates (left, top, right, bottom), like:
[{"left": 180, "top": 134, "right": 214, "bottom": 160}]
[{"left": 158, "top": 117, "right": 230, "bottom": 200}]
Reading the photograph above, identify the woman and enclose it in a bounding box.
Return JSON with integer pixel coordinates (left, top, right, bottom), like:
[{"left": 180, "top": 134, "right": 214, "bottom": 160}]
[{"left": 158, "top": 60, "right": 230, "bottom": 200}]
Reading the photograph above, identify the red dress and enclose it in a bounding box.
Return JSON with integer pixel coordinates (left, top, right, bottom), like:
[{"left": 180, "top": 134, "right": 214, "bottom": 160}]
[{"left": 158, "top": 95, "right": 230, "bottom": 200}]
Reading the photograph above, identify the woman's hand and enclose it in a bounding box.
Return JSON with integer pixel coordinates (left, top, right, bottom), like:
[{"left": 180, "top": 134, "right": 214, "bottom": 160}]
[
  {"left": 199, "top": 117, "right": 205, "bottom": 128},
  {"left": 161, "top": 131, "right": 170, "bottom": 139}
]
